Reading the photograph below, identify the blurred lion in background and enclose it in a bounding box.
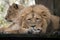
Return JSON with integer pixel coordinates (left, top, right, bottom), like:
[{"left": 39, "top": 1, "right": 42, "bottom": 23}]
[
  {"left": 5, "top": 3, "right": 24, "bottom": 22},
  {"left": 0, "top": 3, "right": 24, "bottom": 34},
  {"left": 0, "top": 4, "right": 60, "bottom": 34}
]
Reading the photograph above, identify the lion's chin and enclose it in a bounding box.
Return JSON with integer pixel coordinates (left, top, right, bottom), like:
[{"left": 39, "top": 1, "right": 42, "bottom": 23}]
[{"left": 24, "top": 27, "right": 41, "bottom": 34}]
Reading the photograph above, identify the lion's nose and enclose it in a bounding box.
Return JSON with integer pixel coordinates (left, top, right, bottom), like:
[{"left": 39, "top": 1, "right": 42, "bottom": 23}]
[{"left": 31, "top": 25, "right": 36, "bottom": 28}]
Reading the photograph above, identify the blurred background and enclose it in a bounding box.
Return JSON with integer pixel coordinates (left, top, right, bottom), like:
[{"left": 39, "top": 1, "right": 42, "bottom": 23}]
[{"left": 0, "top": 0, "right": 60, "bottom": 28}]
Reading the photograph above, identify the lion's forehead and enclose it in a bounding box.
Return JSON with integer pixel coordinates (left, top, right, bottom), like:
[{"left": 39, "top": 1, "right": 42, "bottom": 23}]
[
  {"left": 21, "top": 5, "right": 50, "bottom": 17},
  {"left": 25, "top": 13, "right": 42, "bottom": 19}
]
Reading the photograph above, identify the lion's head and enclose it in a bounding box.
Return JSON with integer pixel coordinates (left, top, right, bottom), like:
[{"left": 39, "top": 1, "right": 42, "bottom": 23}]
[
  {"left": 18, "top": 4, "right": 51, "bottom": 34},
  {"left": 5, "top": 3, "right": 24, "bottom": 22}
]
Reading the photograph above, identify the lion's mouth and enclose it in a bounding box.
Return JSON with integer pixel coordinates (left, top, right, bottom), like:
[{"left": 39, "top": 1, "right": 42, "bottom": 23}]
[
  {"left": 27, "top": 27, "right": 42, "bottom": 34},
  {"left": 5, "top": 18, "right": 13, "bottom": 22},
  {"left": 7, "top": 20, "right": 12, "bottom": 22}
]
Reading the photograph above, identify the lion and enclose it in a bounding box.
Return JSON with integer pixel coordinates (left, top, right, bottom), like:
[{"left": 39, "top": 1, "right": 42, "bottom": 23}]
[
  {"left": 2, "top": 4, "right": 60, "bottom": 34},
  {"left": 18, "top": 4, "right": 60, "bottom": 34},
  {"left": 0, "top": 3, "right": 24, "bottom": 34},
  {"left": 5, "top": 3, "right": 24, "bottom": 22}
]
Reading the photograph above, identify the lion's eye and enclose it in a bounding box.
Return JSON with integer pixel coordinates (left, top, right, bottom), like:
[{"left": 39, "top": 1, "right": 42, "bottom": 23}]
[
  {"left": 36, "top": 18, "right": 40, "bottom": 20},
  {"left": 41, "top": 11, "right": 44, "bottom": 13},
  {"left": 36, "top": 18, "right": 41, "bottom": 22},
  {"left": 41, "top": 11, "right": 46, "bottom": 16},
  {"left": 36, "top": 18, "right": 39, "bottom": 20},
  {"left": 43, "top": 14, "right": 46, "bottom": 16},
  {"left": 8, "top": 10, "right": 11, "bottom": 13},
  {"left": 28, "top": 19, "right": 31, "bottom": 20}
]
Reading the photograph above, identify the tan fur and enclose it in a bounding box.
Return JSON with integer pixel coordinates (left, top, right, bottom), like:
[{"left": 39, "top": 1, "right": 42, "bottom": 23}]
[
  {"left": 51, "top": 15, "right": 60, "bottom": 30},
  {"left": 18, "top": 5, "right": 60, "bottom": 34},
  {"left": 1, "top": 3, "right": 24, "bottom": 34},
  {"left": 2, "top": 4, "right": 60, "bottom": 34},
  {"left": 5, "top": 3, "right": 24, "bottom": 22},
  {"left": 18, "top": 5, "right": 50, "bottom": 34}
]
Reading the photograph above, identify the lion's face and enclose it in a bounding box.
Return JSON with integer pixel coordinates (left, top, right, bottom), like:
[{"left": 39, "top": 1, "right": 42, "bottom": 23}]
[
  {"left": 25, "top": 13, "right": 42, "bottom": 28},
  {"left": 19, "top": 5, "right": 51, "bottom": 34},
  {"left": 24, "top": 13, "right": 43, "bottom": 34},
  {"left": 20, "top": 5, "right": 50, "bottom": 34},
  {"left": 5, "top": 3, "right": 24, "bottom": 22}
]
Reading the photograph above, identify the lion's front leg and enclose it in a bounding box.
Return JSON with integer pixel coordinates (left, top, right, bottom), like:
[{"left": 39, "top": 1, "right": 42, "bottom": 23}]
[
  {"left": 19, "top": 28, "right": 29, "bottom": 34},
  {"left": 3, "top": 23, "right": 20, "bottom": 34}
]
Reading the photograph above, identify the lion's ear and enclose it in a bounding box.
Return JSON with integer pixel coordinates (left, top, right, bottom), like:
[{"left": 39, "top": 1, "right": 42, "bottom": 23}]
[
  {"left": 12, "top": 3, "right": 19, "bottom": 9},
  {"left": 12, "top": 3, "right": 24, "bottom": 10}
]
